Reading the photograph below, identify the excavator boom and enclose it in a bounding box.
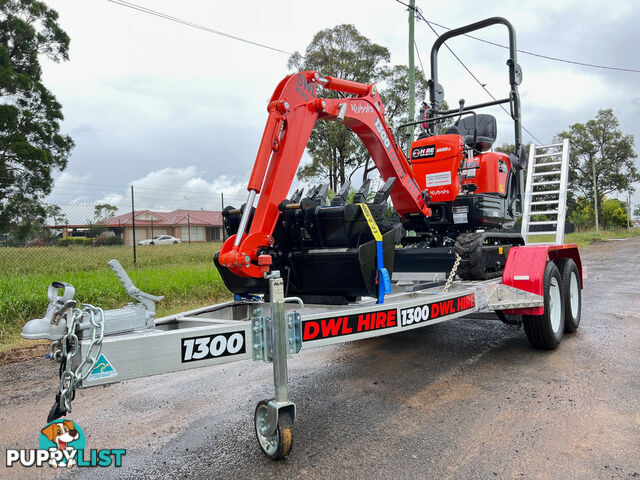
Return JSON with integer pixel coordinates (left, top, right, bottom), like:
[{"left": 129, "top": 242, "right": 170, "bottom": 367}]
[{"left": 219, "top": 71, "right": 431, "bottom": 280}]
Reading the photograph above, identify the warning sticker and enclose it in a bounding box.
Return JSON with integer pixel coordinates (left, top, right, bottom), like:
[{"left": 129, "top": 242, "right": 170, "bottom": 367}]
[
  {"left": 426, "top": 171, "right": 452, "bottom": 187},
  {"left": 88, "top": 353, "right": 118, "bottom": 380}
]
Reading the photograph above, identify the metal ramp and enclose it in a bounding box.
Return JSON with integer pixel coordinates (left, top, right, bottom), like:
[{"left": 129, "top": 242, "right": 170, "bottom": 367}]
[{"left": 521, "top": 139, "right": 570, "bottom": 244}]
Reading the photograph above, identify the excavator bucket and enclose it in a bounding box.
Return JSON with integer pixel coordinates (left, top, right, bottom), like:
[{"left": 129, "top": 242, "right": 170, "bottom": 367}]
[
  {"left": 216, "top": 181, "right": 398, "bottom": 303},
  {"left": 214, "top": 230, "right": 396, "bottom": 302}
]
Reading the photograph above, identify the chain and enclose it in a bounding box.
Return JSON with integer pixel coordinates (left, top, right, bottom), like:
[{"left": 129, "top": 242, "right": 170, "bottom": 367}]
[
  {"left": 52, "top": 304, "right": 105, "bottom": 413},
  {"left": 442, "top": 253, "right": 461, "bottom": 293}
]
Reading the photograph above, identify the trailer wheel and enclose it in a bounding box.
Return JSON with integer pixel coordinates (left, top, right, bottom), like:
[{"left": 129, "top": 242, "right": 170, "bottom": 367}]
[
  {"left": 555, "top": 258, "right": 581, "bottom": 333},
  {"left": 254, "top": 400, "right": 294, "bottom": 460},
  {"left": 523, "top": 261, "right": 565, "bottom": 350}
]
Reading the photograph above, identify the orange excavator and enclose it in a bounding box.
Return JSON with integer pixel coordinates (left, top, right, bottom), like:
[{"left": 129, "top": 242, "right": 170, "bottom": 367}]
[{"left": 216, "top": 17, "right": 528, "bottom": 303}]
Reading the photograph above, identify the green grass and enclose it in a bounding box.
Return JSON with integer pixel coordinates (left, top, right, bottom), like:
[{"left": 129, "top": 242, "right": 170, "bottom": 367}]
[
  {"left": 527, "top": 228, "right": 640, "bottom": 247},
  {"left": 3, "top": 228, "right": 640, "bottom": 352},
  {"left": 0, "top": 243, "right": 231, "bottom": 351}
]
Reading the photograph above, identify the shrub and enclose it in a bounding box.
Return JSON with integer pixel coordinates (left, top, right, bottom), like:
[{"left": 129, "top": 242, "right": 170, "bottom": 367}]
[
  {"left": 94, "top": 235, "right": 124, "bottom": 246},
  {"left": 57, "top": 237, "right": 93, "bottom": 247}
]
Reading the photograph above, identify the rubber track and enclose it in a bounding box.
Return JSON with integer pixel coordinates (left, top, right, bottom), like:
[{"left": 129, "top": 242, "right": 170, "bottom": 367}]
[
  {"left": 454, "top": 232, "right": 488, "bottom": 280},
  {"left": 454, "top": 232, "right": 524, "bottom": 281}
]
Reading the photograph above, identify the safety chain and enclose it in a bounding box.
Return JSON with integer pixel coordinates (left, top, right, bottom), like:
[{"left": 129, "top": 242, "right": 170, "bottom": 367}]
[
  {"left": 442, "top": 253, "right": 461, "bottom": 293},
  {"left": 49, "top": 304, "right": 105, "bottom": 418}
]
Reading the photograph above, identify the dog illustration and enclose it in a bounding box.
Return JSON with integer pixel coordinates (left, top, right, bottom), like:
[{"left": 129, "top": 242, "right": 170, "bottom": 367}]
[{"left": 40, "top": 420, "right": 79, "bottom": 468}]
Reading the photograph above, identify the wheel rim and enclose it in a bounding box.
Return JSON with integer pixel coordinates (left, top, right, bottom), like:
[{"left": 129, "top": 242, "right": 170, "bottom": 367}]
[
  {"left": 549, "top": 277, "right": 561, "bottom": 333},
  {"left": 569, "top": 272, "right": 579, "bottom": 318},
  {"left": 255, "top": 404, "right": 278, "bottom": 456}
]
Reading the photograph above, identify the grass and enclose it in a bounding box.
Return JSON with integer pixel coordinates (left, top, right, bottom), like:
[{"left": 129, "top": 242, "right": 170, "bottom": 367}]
[
  {"left": 2, "top": 228, "right": 639, "bottom": 352},
  {"left": 0, "top": 243, "right": 231, "bottom": 352},
  {"left": 527, "top": 228, "right": 640, "bottom": 247}
]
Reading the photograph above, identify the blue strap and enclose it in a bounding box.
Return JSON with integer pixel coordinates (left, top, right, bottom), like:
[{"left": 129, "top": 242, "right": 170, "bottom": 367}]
[{"left": 357, "top": 203, "right": 391, "bottom": 304}]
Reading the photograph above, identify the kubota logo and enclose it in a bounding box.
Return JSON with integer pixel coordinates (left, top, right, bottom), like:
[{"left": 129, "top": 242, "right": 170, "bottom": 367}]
[
  {"left": 430, "top": 188, "right": 450, "bottom": 195},
  {"left": 351, "top": 103, "right": 374, "bottom": 115}
]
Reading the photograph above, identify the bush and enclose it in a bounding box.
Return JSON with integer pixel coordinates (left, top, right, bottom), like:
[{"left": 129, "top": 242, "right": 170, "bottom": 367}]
[
  {"left": 603, "top": 198, "right": 628, "bottom": 228},
  {"left": 57, "top": 237, "right": 93, "bottom": 247},
  {"left": 93, "top": 235, "right": 124, "bottom": 246}
]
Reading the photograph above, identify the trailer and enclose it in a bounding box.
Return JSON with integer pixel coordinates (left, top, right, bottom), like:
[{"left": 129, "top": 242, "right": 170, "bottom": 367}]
[
  {"left": 19, "top": 17, "right": 585, "bottom": 460},
  {"left": 22, "top": 241, "right": 583, "bottom": 459}
]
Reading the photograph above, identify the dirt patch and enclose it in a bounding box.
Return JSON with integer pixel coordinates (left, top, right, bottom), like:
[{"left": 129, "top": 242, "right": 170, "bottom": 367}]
[{"left": 0, "top": 343, "right": 49, "bottom": 366}]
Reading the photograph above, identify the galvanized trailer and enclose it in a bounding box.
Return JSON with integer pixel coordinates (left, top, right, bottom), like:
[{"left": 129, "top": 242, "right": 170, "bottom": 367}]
[{"left": 22, "top": 242, "right": 583, "bottom": 459}]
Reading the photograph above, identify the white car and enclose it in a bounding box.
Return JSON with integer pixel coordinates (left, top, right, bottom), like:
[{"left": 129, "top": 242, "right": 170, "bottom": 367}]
[{"left": 138, "top": 235, "right": 181, "bottom": 245}]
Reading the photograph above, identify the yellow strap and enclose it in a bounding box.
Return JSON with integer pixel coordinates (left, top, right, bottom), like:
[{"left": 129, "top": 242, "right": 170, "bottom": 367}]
[{"left": 357, "top": 203, "right": 382, "bottom": 241}]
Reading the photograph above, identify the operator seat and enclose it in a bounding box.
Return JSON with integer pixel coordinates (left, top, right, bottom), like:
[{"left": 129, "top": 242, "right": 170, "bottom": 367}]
[{"left": 454, "top": 114, "right": 497, "bottom": 152}]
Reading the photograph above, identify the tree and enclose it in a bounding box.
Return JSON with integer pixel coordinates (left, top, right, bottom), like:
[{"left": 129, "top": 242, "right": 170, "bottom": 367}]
[
  {"left": 288, "top": 25, "right": 389, "bottom": 191},
  {"left": 289, "top": 25, "right": 430, "bottom": 189},
  {"left": 495, "top": 143, "right": 516, "bottom": 156},
  {"left": 45, "top": 203, "right": 67, "bottom": 225},
  {"left": 0, "top": 0, "right": 74, "bottom": 233},
  {"left": 94, "top": 203, "right": 117, "bottom": 222},
  {"left": 634, "top": 205, "right": 640, "bottom": 218},
  {"left": 4, "top": 193, "right": 44, "bottom": 244},
  {"left": 557, "top": 109, "right": 639, "bottom": 227}
]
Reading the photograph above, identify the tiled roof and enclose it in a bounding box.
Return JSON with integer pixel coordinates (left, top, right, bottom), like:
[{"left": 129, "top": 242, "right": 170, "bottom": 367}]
[{"left": 105, "top": 209, "right": 222, "bottom": 227}]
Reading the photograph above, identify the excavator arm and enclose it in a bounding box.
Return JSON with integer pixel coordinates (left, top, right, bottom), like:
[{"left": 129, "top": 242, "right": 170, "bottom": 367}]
[{"left": 219, "top": 70, "right": 431, "bottom": 279}]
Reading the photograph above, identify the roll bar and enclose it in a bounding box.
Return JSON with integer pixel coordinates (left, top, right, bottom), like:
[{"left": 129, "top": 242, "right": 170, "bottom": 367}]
[{"left": 428, "top": 17, "right": 523, "bottom": 158}]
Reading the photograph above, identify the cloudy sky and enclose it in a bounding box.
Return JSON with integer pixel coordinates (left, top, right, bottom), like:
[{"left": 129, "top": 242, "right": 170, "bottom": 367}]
[{"left": 41, "top": 0, "right": 640, "bottom": 210}]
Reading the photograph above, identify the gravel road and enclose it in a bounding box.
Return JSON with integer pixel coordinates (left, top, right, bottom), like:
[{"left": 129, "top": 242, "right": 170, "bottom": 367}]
[{"left": 1, "top": 238, "right": 638, "bottom": 479}]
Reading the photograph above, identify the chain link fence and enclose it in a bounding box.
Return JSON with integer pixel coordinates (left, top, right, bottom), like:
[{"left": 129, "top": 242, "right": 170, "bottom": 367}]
[
  {"left": 0, "top": 187, "right": 254, "bottom": 274},
  {"left": 0, "top": 186, "right": 254, "bottom": 346}
]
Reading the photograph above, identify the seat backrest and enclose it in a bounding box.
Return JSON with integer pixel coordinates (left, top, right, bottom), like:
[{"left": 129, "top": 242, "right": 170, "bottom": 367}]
[{"left": 457, "top": 114, "right": 497, "bottom": 152}]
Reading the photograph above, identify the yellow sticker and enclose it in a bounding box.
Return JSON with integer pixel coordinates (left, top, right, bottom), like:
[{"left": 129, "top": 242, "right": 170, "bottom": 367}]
[
  {"left": 357, "top": 203, "right": 382, "bottom": 241},
  {"left": 499, "top": 184, "right": 505, "bottom": 193},
  {"left": 498, "top": 247, "right": 504, "bottom": 255}
]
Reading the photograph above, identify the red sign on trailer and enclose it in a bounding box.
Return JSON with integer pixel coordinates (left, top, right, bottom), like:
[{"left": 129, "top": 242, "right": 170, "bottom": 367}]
[{"left": 302, "top": 293, "right": 476, "bottom": 342}]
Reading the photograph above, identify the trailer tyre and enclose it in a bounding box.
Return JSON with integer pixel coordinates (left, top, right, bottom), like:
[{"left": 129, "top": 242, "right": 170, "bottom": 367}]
[
  {"left": 555, "top": 258, "right": 581, "bottom": 333},
  {"left": 254, "top": 400, "right": 294, "bottom": 460},
  {"left": 523, "top": 261, "right": 564, "bottom": 350}
]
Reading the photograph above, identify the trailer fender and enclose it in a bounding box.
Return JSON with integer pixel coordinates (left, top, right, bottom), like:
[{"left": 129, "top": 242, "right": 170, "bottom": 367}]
[{"left": 501, "top": 244, "right": 582, "bottom": 315}]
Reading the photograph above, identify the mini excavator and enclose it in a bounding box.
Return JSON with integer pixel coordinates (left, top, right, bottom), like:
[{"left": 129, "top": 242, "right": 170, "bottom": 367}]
[{"left": 216, "top": 17, "right": 528, "bottom": 303}]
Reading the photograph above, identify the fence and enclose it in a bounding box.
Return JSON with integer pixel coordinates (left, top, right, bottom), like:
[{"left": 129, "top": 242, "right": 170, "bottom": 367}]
[{"left": 0, "top": 186, "right": 255, "bottom": 275}]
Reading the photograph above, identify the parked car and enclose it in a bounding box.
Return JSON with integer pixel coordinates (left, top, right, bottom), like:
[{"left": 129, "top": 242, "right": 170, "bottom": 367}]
[{"left": 138, "top": 235, "right": 181, "bottom": 245}]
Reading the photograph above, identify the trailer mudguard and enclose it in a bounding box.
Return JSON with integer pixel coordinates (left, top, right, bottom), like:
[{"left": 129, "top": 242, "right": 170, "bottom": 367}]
[{"left": 501, "top": 244, "right": 582, "bottom": 315}]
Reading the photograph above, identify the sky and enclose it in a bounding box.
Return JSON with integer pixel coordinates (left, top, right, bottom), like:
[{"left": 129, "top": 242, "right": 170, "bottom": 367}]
[{"left": 41, "top": 0, "right": 640, "bottom": 212}]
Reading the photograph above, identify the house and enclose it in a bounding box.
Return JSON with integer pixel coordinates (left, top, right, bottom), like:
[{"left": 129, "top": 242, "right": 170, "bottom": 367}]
[{"left": 105, "top": 209, "right": 224, "bottom": 245}]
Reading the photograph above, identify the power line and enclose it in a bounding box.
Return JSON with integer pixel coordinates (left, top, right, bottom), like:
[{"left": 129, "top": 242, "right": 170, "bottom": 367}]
[
  {"left": 105, "top": 0, "right": 297, "bottom": 57},
  {"left": 426, "top": 19, "right": 640, "bottom": 74},
  {"left": 395, "top": 0, "right": 640, "bottom": 73},
  {"left": 398, "top": 0, "right": 542, "bottom": 144}
]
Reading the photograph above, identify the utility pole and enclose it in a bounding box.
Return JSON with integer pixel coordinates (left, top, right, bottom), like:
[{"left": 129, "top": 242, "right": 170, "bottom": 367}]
[
  {"left": 131, "top": 185, "right": 136, "bottom": 265},
  {"left": 592, "top": 160, "right": 599, "bottom": 236},
  {"left": 221, "top": 193, "right": 226, "bottom": 241},
  {"left": 628, "top": 190, "right": 631, "bottom": 231},
  {"left": 407, "top": 0, "right": 416, "bottom": 154}
]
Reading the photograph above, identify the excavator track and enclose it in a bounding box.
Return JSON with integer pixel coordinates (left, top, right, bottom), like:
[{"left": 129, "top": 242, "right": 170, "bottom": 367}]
[{"left": 454, "top": 231, "right": 525, "bottom": 280}]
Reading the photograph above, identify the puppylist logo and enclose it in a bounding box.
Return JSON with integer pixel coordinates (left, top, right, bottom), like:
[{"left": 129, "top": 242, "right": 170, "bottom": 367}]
[{"left": 5, "top": 419, "right": 125, "bottom": 469}]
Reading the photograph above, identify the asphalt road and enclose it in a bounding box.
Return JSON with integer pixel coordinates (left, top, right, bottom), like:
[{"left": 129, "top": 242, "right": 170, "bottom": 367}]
[{"left": 1, "top": 238, "right": 639, "bottom": 479}]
